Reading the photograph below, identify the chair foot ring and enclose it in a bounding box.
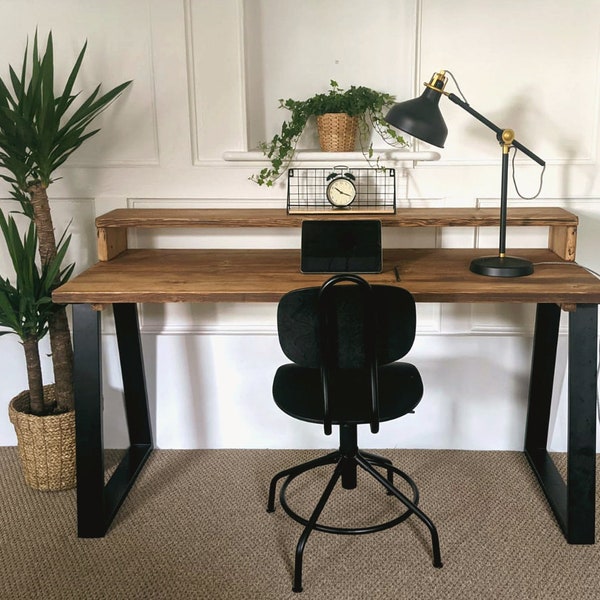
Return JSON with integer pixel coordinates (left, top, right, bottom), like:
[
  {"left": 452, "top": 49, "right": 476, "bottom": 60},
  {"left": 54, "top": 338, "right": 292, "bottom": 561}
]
[{"left": 278, "top": 459, "right": 419, "bottom": 535}]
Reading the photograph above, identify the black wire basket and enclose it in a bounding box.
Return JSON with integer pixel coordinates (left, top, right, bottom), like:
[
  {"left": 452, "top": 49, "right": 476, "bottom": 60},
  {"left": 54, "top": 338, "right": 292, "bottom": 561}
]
[{"left": 287, "top": 166, "right": 396, "bottom": 214}]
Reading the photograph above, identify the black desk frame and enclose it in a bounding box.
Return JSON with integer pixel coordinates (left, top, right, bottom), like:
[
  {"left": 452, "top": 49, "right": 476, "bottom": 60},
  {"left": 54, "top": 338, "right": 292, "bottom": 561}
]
[
  {"left": 72, "top": 300, "right": 597, "bottom": 543},
  {"left": 525, "top": 303, "right": 597, "bottom": 544},
  {"left": 73, "top": 303, "right": 153, "bottom": 538}
]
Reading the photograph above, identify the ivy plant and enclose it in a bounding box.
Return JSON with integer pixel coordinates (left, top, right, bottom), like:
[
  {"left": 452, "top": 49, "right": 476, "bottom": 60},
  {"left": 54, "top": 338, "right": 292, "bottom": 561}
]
[{"left": 251, "top": 80, "right": 408, "bottom": 186}]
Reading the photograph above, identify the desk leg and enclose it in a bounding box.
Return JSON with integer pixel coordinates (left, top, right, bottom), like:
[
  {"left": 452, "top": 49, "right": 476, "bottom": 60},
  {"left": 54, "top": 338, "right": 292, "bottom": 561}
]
[
  {"left": 566, "top": 304, "right": 596, "bottom": 543},
  {"left": 525, "top": 303, "right": 597, "bottom": 544},
  {"left": 73, "top": 304, "right": 105, "bottom": 538},
  {"left": 73, "top": 303, "right": 153, "bottom": 538},
  {"left": 113, "top": 304, "right": 153, "bottom": 450}
]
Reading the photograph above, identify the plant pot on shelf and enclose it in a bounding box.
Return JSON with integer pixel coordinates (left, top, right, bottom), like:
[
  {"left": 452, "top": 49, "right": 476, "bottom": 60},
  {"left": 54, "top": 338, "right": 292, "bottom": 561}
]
[
  {"left": 8, "top": 385, "right": 76, "bottom": 491},
  {"left": 317, "top": 113, "right": 358, "bottom": 152}
]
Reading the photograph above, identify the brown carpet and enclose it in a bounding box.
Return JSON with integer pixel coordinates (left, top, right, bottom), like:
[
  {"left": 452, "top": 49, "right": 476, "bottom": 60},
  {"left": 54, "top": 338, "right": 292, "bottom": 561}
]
[{"left": 0, "top": 447, "right": 598, "bottom": 599}]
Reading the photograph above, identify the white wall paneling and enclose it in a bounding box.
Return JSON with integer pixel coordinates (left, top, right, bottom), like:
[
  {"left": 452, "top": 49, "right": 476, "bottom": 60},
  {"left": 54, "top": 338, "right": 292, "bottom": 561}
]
[
  {"left": 0, "top": 0, "right": 159, "bottom": 168},
  {"left": 0, "top": 1, "right": 599, "bottom": 453},
  {"left": 418, "top": 0, "right": 600, "bottom": 166},
  {"left": 242, "top": 0, "right": 418, "bottom": 152},
  {"left": 187, "top": 0, "right": 248, "bottom": 162}
]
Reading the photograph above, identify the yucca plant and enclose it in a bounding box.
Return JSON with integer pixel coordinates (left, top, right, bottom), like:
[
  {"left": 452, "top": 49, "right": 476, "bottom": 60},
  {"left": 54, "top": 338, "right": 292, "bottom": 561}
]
[
  {"left": 0, "top": 31, "right": 131, "bottom": 413},
  {"left": 0, "top": 208, "right": 73, "bottom": 415}
]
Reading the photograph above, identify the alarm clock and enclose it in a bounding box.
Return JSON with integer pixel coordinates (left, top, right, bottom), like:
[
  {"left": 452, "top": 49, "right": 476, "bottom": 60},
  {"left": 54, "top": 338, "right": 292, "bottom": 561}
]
[{"left": 325, "top": 171, "right": 357, "bottom": 208}]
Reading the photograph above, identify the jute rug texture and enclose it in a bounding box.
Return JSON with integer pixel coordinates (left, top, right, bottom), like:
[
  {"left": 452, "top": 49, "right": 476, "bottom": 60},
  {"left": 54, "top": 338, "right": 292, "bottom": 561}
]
[{"left": 0, "top": 447, "right": 598, "bottom": 599}]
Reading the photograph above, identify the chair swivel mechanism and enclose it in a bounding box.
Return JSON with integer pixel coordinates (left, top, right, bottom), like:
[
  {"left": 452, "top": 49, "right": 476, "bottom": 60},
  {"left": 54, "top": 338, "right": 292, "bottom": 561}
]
[{"left": 267, "top": 274, "right": 442, "bottom": 593}]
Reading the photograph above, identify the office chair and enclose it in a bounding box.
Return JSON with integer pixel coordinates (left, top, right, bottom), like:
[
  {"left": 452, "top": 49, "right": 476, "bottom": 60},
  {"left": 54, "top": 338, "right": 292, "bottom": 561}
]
[{"left": 267, "top": 273, "right": 442, "bottom": 593}]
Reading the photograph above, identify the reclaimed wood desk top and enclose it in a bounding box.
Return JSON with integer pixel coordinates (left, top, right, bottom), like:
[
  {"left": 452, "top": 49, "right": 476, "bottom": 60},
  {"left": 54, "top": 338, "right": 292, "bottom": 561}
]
[
  {"left": 53, "top": 247, "right": 600, "bottom": 306},
  {"left": 95, "top": 207, "right": 578, "bottom": 229}
]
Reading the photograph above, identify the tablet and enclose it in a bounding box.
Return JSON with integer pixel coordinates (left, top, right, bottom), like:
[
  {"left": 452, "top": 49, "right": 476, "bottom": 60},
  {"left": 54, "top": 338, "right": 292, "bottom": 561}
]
[{"left": 301, "top": 220, "right": 382, "bottom": 274}]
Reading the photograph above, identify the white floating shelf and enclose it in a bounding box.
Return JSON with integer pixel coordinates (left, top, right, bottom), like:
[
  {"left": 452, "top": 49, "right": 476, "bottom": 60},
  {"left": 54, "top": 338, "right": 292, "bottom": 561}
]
[{"left": 222, "top": 150, "right": 441, "bottom": 164}]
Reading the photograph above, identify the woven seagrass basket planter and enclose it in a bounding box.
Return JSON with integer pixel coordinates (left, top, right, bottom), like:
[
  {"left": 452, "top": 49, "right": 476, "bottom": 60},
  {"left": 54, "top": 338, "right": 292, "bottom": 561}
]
[
  {"left": 8, "top": 385, "right": 76, "bottom": 491},
  {"left": 317, "top": 113, "right": 358, "bottom": 152}
]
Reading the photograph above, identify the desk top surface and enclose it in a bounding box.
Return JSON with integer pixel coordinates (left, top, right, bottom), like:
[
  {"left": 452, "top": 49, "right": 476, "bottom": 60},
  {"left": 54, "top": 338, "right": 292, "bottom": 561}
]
[{"left": 53, "top": 248, "right": 600, "bottom": 305}]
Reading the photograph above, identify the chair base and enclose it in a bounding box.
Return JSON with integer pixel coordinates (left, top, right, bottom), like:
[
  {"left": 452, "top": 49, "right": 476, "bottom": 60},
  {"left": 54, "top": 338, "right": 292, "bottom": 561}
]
[
  {"left": 277, "top": 449, "right": 419, "bottom": 535},
  {"left": 267, "top": 430, "right": 442, "bottom": 593}
]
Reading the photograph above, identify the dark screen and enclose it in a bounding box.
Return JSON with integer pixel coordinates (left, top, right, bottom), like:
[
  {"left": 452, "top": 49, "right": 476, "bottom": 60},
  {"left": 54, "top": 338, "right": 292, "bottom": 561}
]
[{"left": 301, "top": 220, "right": 382, "bottom": 273}]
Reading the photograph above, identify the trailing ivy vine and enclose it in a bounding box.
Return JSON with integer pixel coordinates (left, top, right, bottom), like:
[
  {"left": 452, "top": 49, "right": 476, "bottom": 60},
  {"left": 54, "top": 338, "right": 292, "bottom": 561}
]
[{"left": 252, "top": 80, "right": 408, "bottom": 186}]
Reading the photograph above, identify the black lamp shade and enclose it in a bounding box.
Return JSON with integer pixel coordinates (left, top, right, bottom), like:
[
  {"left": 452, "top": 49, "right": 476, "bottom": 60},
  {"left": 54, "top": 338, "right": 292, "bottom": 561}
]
[{"left": 385, "top": 87, "right": 448, "bottom": 148}]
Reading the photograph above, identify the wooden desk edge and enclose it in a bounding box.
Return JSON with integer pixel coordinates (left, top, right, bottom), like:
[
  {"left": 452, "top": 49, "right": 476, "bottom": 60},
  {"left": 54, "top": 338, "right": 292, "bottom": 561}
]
[
  {"left": 95, "top": 207, "right": 579, "bottom": 227},
  {"left": 53, "top": 248, "right": 600, "bottom": 306}
]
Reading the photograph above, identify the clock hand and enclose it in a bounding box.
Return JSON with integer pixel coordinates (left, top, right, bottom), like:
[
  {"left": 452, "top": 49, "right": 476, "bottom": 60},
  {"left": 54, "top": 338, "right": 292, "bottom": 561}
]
[{"left": 334, "top": 186, "right": 351, "bottom": 196}]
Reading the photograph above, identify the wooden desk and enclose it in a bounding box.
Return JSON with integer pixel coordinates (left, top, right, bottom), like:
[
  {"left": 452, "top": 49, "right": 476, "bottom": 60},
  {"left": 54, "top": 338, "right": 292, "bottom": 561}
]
[{"left": 53, "top": 208, "right": 598, "bottom": 543}]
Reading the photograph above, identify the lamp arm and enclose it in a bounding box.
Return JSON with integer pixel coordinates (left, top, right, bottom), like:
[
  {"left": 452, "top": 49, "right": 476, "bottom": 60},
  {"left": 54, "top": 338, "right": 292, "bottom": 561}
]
[{"left": 447, "top": 93, "right": 545, "bottom": 167}]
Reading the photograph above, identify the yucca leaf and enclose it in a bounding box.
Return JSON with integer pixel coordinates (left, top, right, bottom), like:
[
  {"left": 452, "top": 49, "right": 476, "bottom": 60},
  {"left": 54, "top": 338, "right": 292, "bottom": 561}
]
[
  {"left": 0, "top": 292, "right": 22, "bottom": 333},
  {"left": 9, "top": 65, "right": 23, "bottom": 105},
  {"left": 60, "top": 261, "right": 75, "bottom": 284},
  {"left": 44, "top": 233, "right": 71, "bottom": 285},
  {"left": 39, "top": 33, "right": 57, "bottom": 137},
  {"left": 86, "top": 80, "right": 132, "bottom": 121},
  {"left": 8, "top": 185, "right": 34, "bottom": 218},
  {"left": 55, "top": 41, "right": 87, "bottom": 119},
  {"left": 0, "top": 105, "right": 36, "bottom": 139},
  {"left": 25, "top": 35, "right": 43, "bottom": 123},
  {"left": 50, "top": 127, "right": 99, "bottom": 165},
  {"left": 0, "top": 173, "right": 17, "bottom": 184},
  {"left": 59, "top": 79, "right": 131, "bottom": 136},
  {"left": 0, "top": 75, "right": 15, "bottom": 110},
  {"left": 58, "top": 84, "right": 101, "bottom": 130}
]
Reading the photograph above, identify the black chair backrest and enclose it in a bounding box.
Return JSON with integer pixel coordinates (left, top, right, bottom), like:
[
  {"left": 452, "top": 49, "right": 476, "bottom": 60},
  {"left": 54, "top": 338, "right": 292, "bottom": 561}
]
[
  {"left": 277, "top": 274, "right": 417, "bottom": 434},
  {"left": 277, "top": 276, "right": 417, "bottom": 369}
]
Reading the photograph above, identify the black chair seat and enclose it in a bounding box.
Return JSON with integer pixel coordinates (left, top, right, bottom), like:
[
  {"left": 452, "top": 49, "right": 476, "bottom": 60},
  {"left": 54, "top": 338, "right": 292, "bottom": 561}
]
[{"left": 273, "top": 362, "right": 423, "bottom": 425}]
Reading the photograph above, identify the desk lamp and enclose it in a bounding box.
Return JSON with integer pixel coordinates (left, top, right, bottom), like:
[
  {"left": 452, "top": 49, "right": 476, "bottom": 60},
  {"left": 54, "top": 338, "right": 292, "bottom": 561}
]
[{"left": 385, "top": 70, "right": 546, "bottom": 277}]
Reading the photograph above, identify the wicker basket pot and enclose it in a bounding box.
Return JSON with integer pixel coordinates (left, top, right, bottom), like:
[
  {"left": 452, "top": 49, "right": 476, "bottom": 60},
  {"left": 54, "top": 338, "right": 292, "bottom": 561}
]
[
  {"left": 317, "top": 113, "right": 358, "bottom": 152},
  {"left": 8, "top": 385, "right": 76, "bottom": 491}
]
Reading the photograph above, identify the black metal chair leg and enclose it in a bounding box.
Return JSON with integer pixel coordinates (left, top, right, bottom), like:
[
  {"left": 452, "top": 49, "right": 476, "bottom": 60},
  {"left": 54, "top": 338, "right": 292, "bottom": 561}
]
[
  {"left": 268, "top": 451, "right": 339, "bottom": 512},
  {"left": 293, "top": 460, "right": 344, "bottom": 593},
  {"left": 360, "top": 450, "right": 394, "bottom": 487},
  {"left": 355, "top": 454, "right": 443, "bottom": 568}
]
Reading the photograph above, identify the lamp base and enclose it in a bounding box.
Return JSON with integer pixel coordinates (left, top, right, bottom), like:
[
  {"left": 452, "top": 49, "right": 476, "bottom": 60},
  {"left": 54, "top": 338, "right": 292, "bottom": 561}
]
[{"left": 470, "top": 255, "right": 534, "bottom": 277}]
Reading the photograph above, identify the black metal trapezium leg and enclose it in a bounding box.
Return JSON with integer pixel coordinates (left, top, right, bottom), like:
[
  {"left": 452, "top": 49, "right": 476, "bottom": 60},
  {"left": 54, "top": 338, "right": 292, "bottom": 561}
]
[
  {"left": 72, "top": 303, "right": 153, "bottom": 538},
  {"left": 566, "top": 304, "right": 597, "bottom": 543},
  {"left": 524, "top": 304, "right": 562, "bottom": 530},
  {"left": 293, "top": 460, "right": 344, "bottom": 593},
  {"left": 525, "top": 302, "right": 597, "bottom": 544},
  {"left": 355, "top": 454, "right": 443, "bottom": 568},
  {"left": 72, "top": 303, "right": 105, "bottom": 538},
  {"left": 525, "top": 303, "right": 560, "bottom": 455},
  {"left": 113, "top": 304, "right": 153, "bottom": 449}
]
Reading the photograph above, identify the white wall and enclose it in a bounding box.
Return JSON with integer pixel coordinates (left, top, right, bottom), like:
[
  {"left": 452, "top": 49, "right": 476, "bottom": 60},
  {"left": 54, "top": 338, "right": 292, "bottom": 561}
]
[{"left": 0, "top": 0, "right": 599, "bottom": 451}]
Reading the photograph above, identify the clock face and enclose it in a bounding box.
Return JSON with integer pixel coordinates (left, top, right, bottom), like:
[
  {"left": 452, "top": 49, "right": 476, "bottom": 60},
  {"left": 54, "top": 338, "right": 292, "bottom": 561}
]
[{"left": 326, "top": 177, "right": 357, "bottom": 208}]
